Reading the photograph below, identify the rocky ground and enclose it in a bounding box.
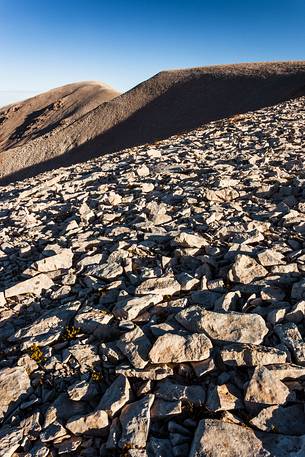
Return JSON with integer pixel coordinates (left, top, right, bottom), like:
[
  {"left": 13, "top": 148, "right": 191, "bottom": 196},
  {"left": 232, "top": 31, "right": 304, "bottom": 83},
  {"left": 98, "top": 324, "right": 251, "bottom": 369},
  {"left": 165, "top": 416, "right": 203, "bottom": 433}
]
[{"left": 0, "top": 95, "right": 304, "bottom": 456}]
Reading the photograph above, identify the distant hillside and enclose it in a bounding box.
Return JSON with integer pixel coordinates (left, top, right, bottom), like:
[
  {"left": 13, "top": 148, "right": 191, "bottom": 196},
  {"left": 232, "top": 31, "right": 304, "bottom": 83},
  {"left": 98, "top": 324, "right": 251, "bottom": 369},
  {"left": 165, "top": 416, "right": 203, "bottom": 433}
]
[{"left": 1, "top": 61, "right": 305, "bottom": 183}]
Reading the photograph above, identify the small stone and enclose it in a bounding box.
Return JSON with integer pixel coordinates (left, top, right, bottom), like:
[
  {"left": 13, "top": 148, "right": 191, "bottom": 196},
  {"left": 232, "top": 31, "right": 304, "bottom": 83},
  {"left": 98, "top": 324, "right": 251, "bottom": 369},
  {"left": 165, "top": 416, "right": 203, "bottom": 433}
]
[
  {"left": 116, "top": 364, "right": 173, "bottom": 380},
  {"left": 228, "top": 254, "right": 268, "bottom": 284},
  {"left": 156, "top": 380, "right": 205, "bottom": 407},
  {"left": 141, "top": 183, "right": 155, "bottom": 193},
  {"left": 136, "top": 275, "right": 180, "bottom": 296},
  {"left": 176, "top": 306, "right": 268, "bottom": 344},
  {"left": 0, "top": 366, "right": 30, "bottom": 419},
  {"left": 172, "top": 232, "right": 207, "bottom": 249},
  {"left": 149, "top": 333, "right": 212, "bottom": 364},
  {"left": 119, "top": 394, "right": 154, "bottom": 449},
  {"left": 257, "top": 249, "right": 285, "bottom": 266},
  {"left": 34, "top": 249, "right": 73, "bottom": 272},
  {"left": 189, "top": 419, "right": 267, "bottom": 457},
  {"left": 206, "top": 384, "right": 242, "bottom": 412},
  {"left": 113, "top": 294, "right": 163, "bottom": 320},
  {"left": 97, "top": 375, "right": 131, "bottom": 417},
  {"left": 220, "top": 343, "right": 287, "bottom": 366},
  {"left": 285, "top": 301, "right": 305, "bottom": 323},
  {"left": 117, "top": 325, "right": 151, "bottom": 369},
  {"left": 245, "top": 366, "right": 290, "bottom": 406},
  {"left": 66, "top": 410, "right": 109, "bottom": 436},
  {"left": 5, "top": 273, "right": 54, "bottom": 297},
  {"left": 250, "top": 403, "right": 305, "bottom": 435},
  {"left": 137, "top": 164, "right": 150, "bottom": 177},
  {"left": 151, "top": 399, "right": 182, "bottom": 419},
  {"left": 275, "top": 323, "right": 305, "bottom": 365},
  {"left": 40, "top": 421, "right": 67, "bottom": 442}
]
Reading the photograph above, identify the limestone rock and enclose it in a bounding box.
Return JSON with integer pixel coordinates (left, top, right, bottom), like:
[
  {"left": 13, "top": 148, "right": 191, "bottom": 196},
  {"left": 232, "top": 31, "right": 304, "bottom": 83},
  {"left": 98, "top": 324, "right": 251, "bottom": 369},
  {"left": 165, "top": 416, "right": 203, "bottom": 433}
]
[
  {"left": 34, "top": 249, "right": 73, "bottom": 272},
  {"left": 66, "top": 410, "right": 109, "bottom": 436},
  {"left": 189, "top": 419, "right": 267, "bottom": 457},
  {"left": 149, "top": 332, "right": 212, "bottom": 364},
  {"left": 176, "top": 306, "right": 268, "bottom": 344},
  {"left": 228, "top": 254, "right": 268, "bottom": 284},
  {"left": 0, "top": 366, "right": 30, "bottom": 419},
  {"left": 5, "top": 273, "right": 54, "bottom": 297},
  {"left": 97, "top": 375, "right": 131, "bottom": 417},
  {"left": 113, "top": 294, "right": 163, "bottom": 320},
  {"left": 245, "top": 366, "right": 290, "bottom": 406},
  {"left": 220, "top": 343, "right": 287, "bottom": 367},
  {"left": 135, "top": 276, "right": 180, "bottom": 296},
  {"left": 119, "top": 394, "right": 154, "bottom": 449},
  {"left": 117, "top": 325, "right": 151, "bottom": 369}
]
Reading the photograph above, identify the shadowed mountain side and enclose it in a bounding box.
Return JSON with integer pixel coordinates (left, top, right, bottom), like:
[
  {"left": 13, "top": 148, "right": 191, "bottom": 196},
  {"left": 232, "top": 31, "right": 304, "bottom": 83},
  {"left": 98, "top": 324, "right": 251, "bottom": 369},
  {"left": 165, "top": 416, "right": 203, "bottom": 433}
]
[{"left": 1, "top": 61, "right": 305, "bottom": 184}]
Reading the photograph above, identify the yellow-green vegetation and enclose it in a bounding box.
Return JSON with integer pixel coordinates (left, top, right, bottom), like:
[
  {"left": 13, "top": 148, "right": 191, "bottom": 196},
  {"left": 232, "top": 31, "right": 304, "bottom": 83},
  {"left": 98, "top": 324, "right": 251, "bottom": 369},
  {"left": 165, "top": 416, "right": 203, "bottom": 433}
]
[
  {"left": 28, "top": 344, "right": 45, "bottom": 364},
  {"left": 62, "top": 325, "right": 81, "bottom": 340},
  {"left": 91, "top": 369, "right": 103, "bottom": 382}
]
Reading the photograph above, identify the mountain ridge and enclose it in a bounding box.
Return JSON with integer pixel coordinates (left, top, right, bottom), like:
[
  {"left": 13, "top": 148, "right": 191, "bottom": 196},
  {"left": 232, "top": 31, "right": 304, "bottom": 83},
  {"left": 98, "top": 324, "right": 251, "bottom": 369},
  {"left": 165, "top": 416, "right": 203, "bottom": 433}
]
[{"left": 1, "top": 61, "right": 305, "bottom": 184}]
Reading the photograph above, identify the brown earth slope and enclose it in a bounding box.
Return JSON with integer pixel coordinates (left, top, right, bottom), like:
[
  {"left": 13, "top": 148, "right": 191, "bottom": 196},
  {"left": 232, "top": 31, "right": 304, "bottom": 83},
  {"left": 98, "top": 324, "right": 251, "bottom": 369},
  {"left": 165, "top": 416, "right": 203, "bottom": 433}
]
[
  {"left": 0, "top": 81, "right": 120, "bottom": 151},
  {"left": 1, "top": 61, "right": 305, "bottom": 184}
]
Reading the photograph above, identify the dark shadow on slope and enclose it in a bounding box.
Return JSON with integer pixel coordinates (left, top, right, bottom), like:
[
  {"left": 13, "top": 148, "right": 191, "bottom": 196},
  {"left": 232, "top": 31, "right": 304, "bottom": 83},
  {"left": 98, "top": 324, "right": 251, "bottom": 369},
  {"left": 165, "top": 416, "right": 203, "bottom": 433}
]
[{"left": 1, "top": 71, "right": 305, "bottom": 185}]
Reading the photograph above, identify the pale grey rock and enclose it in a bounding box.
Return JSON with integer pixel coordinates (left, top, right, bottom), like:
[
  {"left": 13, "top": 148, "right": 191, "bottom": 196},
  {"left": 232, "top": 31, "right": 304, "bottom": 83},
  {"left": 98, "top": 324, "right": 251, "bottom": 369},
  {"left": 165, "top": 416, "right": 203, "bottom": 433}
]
[
  {"left": 191, "top": 357, "right": 216, "bottom": 377},
  {"left": 116, "top": 364, "right": 173, "bottom": 380},
  {"left": 176, "top": 306, "right": 268, "bottom": 344},
  {"left": 34, "top": 249, "right": 73, "bottom": 272},
  {"left": 220, "top": 343, "right": 287, "bottom": 366},
  {"left": 0, "top": 366, "right": 30, "bottom": 419},
  {"left": 257, "top": 249, "right": 285, "bottom": 266},
  {"left": 56, "top": 436, "right": 82, "bottom": 454},
  {"left": 67, "top": 380, "right": 98, "bottom": 401},
  {"left": 117, "top": 325, "right": 151, "bottom": 368},
  {"left": 250, "top": 404, "right": 305, "bottom": 435},
  {"left": 89, "top": 261, "right": 123, "bottom": 280},
  {"left": 4, "top": 273, "right": 54, "bottom": 297},
  {"left": 74, "top": 305, "right": 113, "bottom": 334},
  {"left": 40, "top": 421, "right": 67, "bottom": 442},
  {"left": 137, "top": 164, "right": 150, "bottom": 177},
  {"left": 151, "top": 399, "right": 182, "bottom": 419},
  {"left": 0, "top": 425, "right": 23, "bottom": 457},
  {"left": 172, "top": 232, "right": 208, "bottom": 248},
  {"left": 206, "top": 384, "right": 242, "bottom": 412},
  {"left": 136, "top": 275, "right": 180, "bottom": 296},
  {"left": 97, "top": 375, "right": 131, "bottom": 417},
  {"left": 149, "top": 332, "right": 212, "bottom": 363},
  {"left": 119, "top": 394, "right": 154, "bottom": 449},
  {"left": 9, "top": 301, "right": 80, "bottom": 349},
  {"left": 0, "top": 292, "right": 6, "bottom": 307},
  {"left": 245, "top": 366, "right": 290, "bottom": 406},
  {"left": 259, "top": 433, "right": 305, "bottom": 457},
  {"left": 113, "top": 294, "right": 163, "bottom": 320},
  {"left": 66, "top": 410, "right": 109, "bottom": 436},
  {"left": 275, "top": 323, "right": 305, "bottom": 365},
  {"left": 228, "top": 254, "right": 268, "bottom": 284},
  {"left": 265, "top": 363, "right": 305, "bottom": 381},
  {"left": 156, "top": 380, "right": 205, "bottom": 406},
  {"left": 69, "top": 343, "right": 100, "bottom": 370},
  {"left": 189, "top": 419, "right": 268, "bottom": 457}
]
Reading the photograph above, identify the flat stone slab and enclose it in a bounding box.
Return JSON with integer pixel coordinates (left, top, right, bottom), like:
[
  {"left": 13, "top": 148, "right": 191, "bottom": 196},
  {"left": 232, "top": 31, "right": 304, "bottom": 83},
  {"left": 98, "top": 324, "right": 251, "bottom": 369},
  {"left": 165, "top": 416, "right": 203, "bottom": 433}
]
[{"left": 176, "top": 306, "right": 268, "bottom": 344}]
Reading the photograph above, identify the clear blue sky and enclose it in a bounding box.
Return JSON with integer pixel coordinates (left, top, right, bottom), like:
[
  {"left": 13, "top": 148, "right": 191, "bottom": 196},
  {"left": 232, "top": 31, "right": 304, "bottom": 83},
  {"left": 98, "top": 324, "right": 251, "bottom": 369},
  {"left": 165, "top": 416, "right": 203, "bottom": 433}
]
[{"left": 0, "top": 0, "right": 304, "bottom": 106}]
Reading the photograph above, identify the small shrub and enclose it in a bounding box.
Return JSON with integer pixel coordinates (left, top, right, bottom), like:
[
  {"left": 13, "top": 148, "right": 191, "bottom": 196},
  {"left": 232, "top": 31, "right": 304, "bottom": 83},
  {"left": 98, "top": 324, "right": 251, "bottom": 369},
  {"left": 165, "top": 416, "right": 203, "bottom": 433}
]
[
  {"left": 62, "top": 325, "right": 81, "bottom": 340},
  {"left": 29, "top": 344, "right": 45, "bottom": 364}
]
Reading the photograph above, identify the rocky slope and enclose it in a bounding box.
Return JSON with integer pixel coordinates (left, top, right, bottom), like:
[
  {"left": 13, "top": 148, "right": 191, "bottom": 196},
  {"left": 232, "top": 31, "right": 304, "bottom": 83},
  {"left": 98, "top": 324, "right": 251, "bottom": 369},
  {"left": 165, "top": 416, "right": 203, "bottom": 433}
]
[
  {"left": 0, "top": 95, "right": 304, "bottom": 456},
  {"left": 1, "top": 61, "right": 305, "bottom": 183}
]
